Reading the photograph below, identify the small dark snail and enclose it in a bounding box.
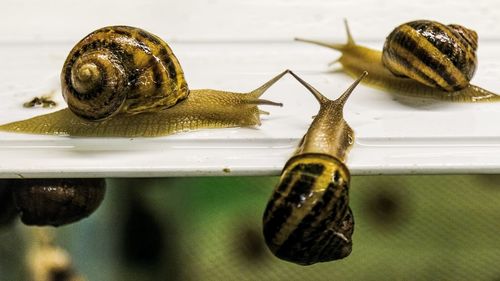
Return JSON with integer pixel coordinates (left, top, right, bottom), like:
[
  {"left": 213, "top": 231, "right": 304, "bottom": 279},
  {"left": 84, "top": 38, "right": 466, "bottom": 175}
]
[
  {"left": 297, "top": 20, "right": 500, "bottom": 102},
  {"left": 11, "top": 178, "right": 106, "bottom": 227},
  {"left": 0, "top": 26, "right": 286, "bottom": 137},
  {"left": 262, "top": 71, "right": 367, "bottom": 265}
]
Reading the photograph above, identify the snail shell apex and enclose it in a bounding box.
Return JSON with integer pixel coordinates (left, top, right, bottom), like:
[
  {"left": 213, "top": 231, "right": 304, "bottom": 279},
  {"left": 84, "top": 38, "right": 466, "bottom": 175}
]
[
  {"left": 382, "top": 20, "right": 478, "bottom": 92},
  {"left": 62, "top": 26, "right": 189, "bottom": 121}
]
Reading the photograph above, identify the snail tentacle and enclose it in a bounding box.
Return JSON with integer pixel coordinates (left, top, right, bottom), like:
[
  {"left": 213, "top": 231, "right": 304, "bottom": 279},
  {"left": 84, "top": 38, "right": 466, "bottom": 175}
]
[
  {"left": 295, "top": 19, "right": 356, "bottom": 52},
  {"left": 289, "top": 69, "right": 367, "bottom": 107}
]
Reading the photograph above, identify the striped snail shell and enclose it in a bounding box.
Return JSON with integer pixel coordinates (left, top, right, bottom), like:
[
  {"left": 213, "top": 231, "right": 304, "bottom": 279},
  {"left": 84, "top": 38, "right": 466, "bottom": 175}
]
[
  {"left": 11, "top": 178, "right": 106, "bottom": 227},
  {"left": 263, "top": 154, "right": 355, "bottom": 265},
  {"left": 62, "top": 26, "right": 189, "bottom": 121},
  {"left": 382, "top": 20, "right": 478, "bottom": 92},
  {"left": 262, "top": 71, "right": 367, "bottom": 265}
]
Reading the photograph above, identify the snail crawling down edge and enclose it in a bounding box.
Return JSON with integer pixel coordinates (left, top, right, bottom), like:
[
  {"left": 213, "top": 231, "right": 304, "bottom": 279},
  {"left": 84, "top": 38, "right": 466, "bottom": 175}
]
[
  {"left": 296, "top": 20, "right": 500, "bottom": 102},
  {"left": 263, "top": 71, "right": 367, "bottom": 265},
  {"left": 0, "top": 26, "right": 288, "bottom": 137}
]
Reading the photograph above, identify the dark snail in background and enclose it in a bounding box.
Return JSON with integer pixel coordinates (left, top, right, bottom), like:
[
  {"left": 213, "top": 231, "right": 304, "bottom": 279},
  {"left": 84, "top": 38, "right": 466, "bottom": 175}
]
[
  {"left": 0, "top": 181, "right": 17, "bottom": 227},
  {"left": 0, "top": 26, "right": 287, "bottom": 137},
  {"left": 296, "top": 20, "right": 500, "bottom": 102},
  {"left": 263, "top": 71, "right": 367, "bottom": 265},
  {"left": 9, "top": 178, "right": 106, "bottom": 227}
]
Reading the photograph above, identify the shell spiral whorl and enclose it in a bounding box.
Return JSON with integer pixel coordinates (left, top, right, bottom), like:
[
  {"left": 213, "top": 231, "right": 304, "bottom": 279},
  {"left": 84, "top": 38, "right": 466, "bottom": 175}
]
[
  {"left": 61, "top": 26, "right": 189, "bottom": 121},
  {"left": 382, "top": 20, "right": 478, "bottom": 92}
]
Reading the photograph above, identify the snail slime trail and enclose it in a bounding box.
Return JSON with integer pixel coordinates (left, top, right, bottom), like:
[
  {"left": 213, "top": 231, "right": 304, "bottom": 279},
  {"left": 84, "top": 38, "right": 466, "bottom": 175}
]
[
  {"left": 296, "top": 20, "right": 500, "bottom": 102},
  {"left": 0, "top": 26, "right": 287, "bottom": 137},
  {"left": 262, "top": 71, "right": 367, "bottom": 265}
]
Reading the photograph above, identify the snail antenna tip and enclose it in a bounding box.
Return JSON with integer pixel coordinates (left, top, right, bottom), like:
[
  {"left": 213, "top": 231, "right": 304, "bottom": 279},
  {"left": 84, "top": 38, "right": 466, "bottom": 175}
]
[
  {"left": 336, "top": 71, "right": 367, "bottom": 105},
  {"left": 288, "top": 71, "right": 328, "bottom": 104},
  {"left": 247, "top": 70, "right": 288, "bottom": 107},
  {"left": 343, "top": 19, "right": 356, "bottom": 46},
  {"left": 250, "top": 70, "right": 289, "bottom": 98},
  {"left": 294, "top": 20, "right": 354, "bottom": 51}
]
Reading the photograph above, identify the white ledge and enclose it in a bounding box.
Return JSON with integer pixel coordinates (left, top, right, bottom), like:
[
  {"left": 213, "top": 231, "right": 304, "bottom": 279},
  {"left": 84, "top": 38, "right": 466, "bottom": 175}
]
[{"left": 1, "top": 42, "right": 500, "bottom": 178}]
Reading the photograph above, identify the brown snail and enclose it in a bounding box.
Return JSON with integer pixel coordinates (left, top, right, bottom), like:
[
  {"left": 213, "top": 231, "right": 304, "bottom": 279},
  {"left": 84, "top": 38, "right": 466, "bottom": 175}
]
[
  {"left": 0, "top": 26, "right": 286, "bottom": 137},
  {"left": 296, "top": 20, "right": 500, "bottom": 102},
  {"left": 10, "top": 178, "right": 106, "bottom": 227},
  {"left": 262, "top": 71, "right": 367, "bottom": 265}
]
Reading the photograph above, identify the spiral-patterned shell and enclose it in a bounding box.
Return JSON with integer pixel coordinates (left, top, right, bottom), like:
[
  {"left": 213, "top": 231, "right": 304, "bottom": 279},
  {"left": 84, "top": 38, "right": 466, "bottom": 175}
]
[
  {"left": 382, "top": 20, "right": 478, "bottom": 92},
  {"left": 61, "top": 26, "right": 189, "bottom": 121},
  {"left": 263, "top": 153, "right": 354, "bottom": 265}
]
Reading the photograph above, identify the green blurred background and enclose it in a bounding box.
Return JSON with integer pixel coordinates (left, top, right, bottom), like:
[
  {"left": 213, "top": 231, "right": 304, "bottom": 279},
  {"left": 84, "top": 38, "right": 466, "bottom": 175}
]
[{"left": 2, "top": 175, "right": 500, "bottom": 281}]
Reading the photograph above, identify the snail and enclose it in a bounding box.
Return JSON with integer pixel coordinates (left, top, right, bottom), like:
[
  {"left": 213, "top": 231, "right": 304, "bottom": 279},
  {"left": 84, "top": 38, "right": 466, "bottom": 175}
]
[
  {"left": 296, "top": 20, "right": 500, "bottom": 102},
  {"left": 262, "top": 71, "right": 367, "bottom": 265},
  {"left": 10, "top": 178, "right": 106, "bottom": 227},
  {"left": 0, "top": 26, "right": 287, "bottom": 137}
]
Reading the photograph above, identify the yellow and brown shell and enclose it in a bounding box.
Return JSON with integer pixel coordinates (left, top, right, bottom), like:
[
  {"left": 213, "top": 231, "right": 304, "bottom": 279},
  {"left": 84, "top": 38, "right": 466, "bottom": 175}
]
[
  {"left": 382, "top": 20, "right": 478, "bottom": 92},
  {"left": 262, "top": 153, "right": 354, "bottom": 265},
  {"left": 61, "top": 26, "right": 189, "bottom": 121}
]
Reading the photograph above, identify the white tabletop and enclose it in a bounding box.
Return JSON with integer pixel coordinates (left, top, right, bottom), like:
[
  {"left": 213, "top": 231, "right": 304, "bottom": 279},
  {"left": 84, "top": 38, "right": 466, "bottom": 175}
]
[{"left": 1, "top": 0, "right": 500, "bottom": 178}]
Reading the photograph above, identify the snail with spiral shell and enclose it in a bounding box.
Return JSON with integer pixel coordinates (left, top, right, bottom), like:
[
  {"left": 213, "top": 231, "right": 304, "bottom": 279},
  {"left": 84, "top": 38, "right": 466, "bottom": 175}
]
[
  {"left": 263, "top": 71, "right": 367, "bottom": 265},
  {"left": 0, "top": 26, "right": 286, "bottom": 137},
  {"left": 297, "top": 20, "right": 499, "bottom": 102}
]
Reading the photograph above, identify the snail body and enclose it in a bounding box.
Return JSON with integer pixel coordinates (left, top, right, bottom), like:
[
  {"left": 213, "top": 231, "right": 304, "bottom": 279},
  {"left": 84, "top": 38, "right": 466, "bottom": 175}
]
[
  {"left": 0, "top": 86, "right": 283, "bottom": 137},
  {"left": 0, "top": 26, "right": 286, "bottom": 137},
  {"left": 296, "top": 20, "right": 500, "bottom": 102},
  {"left": 262, "top": 71, "right": 367, "bottom": 265}
]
